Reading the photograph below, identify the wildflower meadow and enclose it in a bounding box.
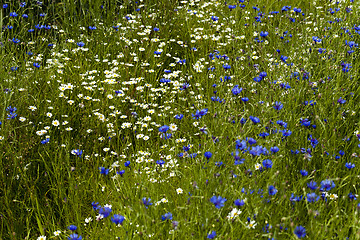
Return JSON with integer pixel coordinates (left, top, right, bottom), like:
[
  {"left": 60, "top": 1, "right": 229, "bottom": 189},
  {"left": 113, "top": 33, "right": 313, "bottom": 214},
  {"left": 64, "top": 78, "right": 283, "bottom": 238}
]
[{"left": 1, "top": 0, "right": 360, "bottom": 239}]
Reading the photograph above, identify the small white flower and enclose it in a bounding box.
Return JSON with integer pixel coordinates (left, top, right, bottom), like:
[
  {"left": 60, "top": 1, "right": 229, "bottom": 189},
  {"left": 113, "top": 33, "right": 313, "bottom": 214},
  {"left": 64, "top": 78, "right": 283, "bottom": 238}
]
[
  {"left": 37, "top": 236, "right": 46, "bottom": 240},
  {"left": 85, "top": 217, "right": 92, "bottom": 223},
  {"left": 227, "top": 208, "right": 242, "bottom": 220},
  {"left": 255, "top": 163, "right": 262, "bottom": 170},
  {"left": 52, "top": 120, "right": 60, "bottom": 126},
  {"left": 326, "top": 193, "right": 338, "bottom": 200},
  {"left": 19, "top": 117, "right": 26, "bottom": 122},
  {"left": 29, "top": 106, "right": 37, "bottom": 111},
  {"left": 143, "top": 136, "right": 150, "bottom": 141},
  {"left": 246, "top": 220, "right": 257, "bottom": 229},
  {"left": 176, "top": 188, "right": 183, "bottom": 194},
  {"left": 169, "top": 123, "right": 178, "bottom": 131},
  {"left": 53, "top": 230, "right": 61, "bottom": 236}
]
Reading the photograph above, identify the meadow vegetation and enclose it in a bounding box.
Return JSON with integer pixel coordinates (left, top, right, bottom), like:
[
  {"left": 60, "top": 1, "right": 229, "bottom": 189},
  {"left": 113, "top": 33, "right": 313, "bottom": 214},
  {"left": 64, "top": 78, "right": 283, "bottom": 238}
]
[{"left": 1, "top": 0, "right": 360, "bottom": 239}]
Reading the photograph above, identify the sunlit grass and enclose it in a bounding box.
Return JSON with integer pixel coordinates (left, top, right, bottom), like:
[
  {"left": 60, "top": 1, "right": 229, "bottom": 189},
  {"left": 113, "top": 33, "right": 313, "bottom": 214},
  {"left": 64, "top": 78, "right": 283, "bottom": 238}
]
[{"left": 1, "top": 0, "right": 360, "bottom": 239}]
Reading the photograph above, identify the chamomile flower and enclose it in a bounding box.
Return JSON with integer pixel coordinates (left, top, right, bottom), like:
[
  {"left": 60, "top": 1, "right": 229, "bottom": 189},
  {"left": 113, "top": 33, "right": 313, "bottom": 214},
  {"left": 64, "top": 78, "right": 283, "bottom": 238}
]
[
  {"left": 53, "top": 230, "right": 61, "bottom": 236},
  {"left": 169, "top": 123, "right": 178, "bottom": 131},
  {"left": 227, "top": 208, "right": 242, "bottom": 220},
  {"left": 176, "top": 188, "right": 183, "bottom": 194},
  {"left": 29, "top": 106, "right": 37, "bottom": 111},
  {"left": 37, "top": 236, "right": 46, "bottom": 240},
  {"left": 246, "top": 220, "right": 257, "bottom": 229},
  {"left": 52, "top": 120, "right": 60, "bottom": 126},
  {"left": 255, "top": 163, "right": 262, "bottom": 170}
]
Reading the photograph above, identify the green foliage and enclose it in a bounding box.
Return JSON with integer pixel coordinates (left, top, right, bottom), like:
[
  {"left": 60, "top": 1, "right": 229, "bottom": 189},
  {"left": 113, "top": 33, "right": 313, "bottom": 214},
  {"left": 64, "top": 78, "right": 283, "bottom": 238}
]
[{"left": 1, "top": 0, "right": 360, "bottom": 239}]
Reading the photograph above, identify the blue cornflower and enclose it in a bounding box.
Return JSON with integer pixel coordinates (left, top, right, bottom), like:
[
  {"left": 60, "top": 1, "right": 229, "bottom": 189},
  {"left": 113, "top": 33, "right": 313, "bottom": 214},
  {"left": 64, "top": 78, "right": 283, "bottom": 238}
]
[
  {"left": 10, "top": 12, "right": 18, "bottom": 17},
  {"left": 68, "top": 234, "right": 82, "bottom": 240},
  {"left": 142, "top": 197, "right": 153, "bottom": 208},
  {"left": 68, "top": 225, "right": 77, "bottom": 231},
  {"left": 99, "top": 167, "right": 109, "bottom": 175},
  {"left": 249, "top": 116, "right": 260, "bottom": 124},
  {"left": 232, "top": 85, "right": 243, "bottom": 96},
  {"left": 300, "top": 118, "right": 311, "bottom": 127},
  {"left": 91, "top": 202, "right": 100, "bottom": 211},
  {"left": 161, "top": 212, "right": 173, "bottom": 221},
  {"left": 99, "top": 207, "right": 112, "bottom": 218},
  {"left": 124, "top": 161, "right": 131, "bottom": 167},
  {"left": 249, "top": 145, "right": 268, "bottom": 156},
  {"left": 306, "top": 192, "right": 319, "bottom": 203},
  {"left": 234, "top": 158, "right": 245, "bottom": 165},
  {"left": 259, "top": 72, "right": 267, "bottom": 80},
  {"left": 260, "top": 31, "right": 269, "bottom": 38},
  {"left": 111, "top": 214, "right": 125, "bottom": 225},
  {"left": 77, "top": 42, "right": 85, "bottom": 47},
  {"left": 204, "top": 151, "right": 212, "bottom": 159},
  {"left": 268, "top": 185, "right": 278, "bottom": 196},
  {"left": 235, "top": 139, "right": 247, "bottom": 150},
  {"left": 337, "top": 97, "right": 347, "bottom": 104},
  {"left": 280, "top": 55, "right": 288, "bottom": 63},
  {"left": 215, "top": 161, "right": 223, "bottom": 167},
  {"left": 158, "top": 125, "right": 169, "bottom": 133},
  {"left": 33, "top": 63, "right": 41, "bottom": 68},
  {"left": 345, "top": 162, "right": 355, "bottom": 169},
  {"left": 290, "top": 194, "right": 303, "bottom": 203},
  {"left": 300, "top": 170, "right": 308, "bottom": 176},
  {"left": 281, "top": 129, "right": 292, "bottom": 137},
  {"left": 175, "top": 114, "right": 184, "bottom": 120},
  {"left": 241, "top": 97, "right": 249, "bottom": 102},
  {"left": 349, "top": 192, "right": 358, "bottom": 200},
  {"left": 320, "top": 179, "right": 335, "bottom": 191},
  {"left": 234, "top": 199, "right": 245, "bottom": 207},
  {"left": 116, "top": 170, "right": 125, "bottom": 176},
  {"left": 160, "top": 133, "right": 172, "bottom": 139},
  {"left": 210, "top": 196, "right": 227, "bottom": 208},
  {"left": 294, "top": 226, "right": 306, "bottom": 238},
  {"left": 307, "top": 181, "right": 317, "bottom": 190},
  {"left": 262, "top": 159, "right": 273, "bottom": 169},
  {"left": 211, "top": 16, "right": 219, "bottom": 21},
  {"left": 207, "top": 231, "right": 217, "bottom": 239},
  {"left": 192, "top": 108, "right": 209, "bottom": 119},
  {"left": 156, "top": 159, "right": 165, "bottom": 166},
  {"left": 183, "top": 145, "right": 191, "bottom": 152},
  {"left": 71, "top": 149, "right": 83, "bottom": 157},
  {"left": 273, "top": 101, "right": 283, "bottom": 110},
  {"left": 276, "top": 120, "right": 287, "bottom": 128},
  {"left": 247, "top": 138, "right": 257, "bottom": 145},
  {"left": 270, "top": 146, "right": 279, "bottom": 153},
  {"left": 41, "top": 138, "right": 50, "bottom": 144}
]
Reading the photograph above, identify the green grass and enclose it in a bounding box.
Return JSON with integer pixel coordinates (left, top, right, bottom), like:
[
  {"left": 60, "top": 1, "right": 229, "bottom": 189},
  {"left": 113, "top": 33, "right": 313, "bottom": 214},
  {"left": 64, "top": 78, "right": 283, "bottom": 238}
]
[{"left": 1, "top": 0, "right": 360, "bottom": 239}]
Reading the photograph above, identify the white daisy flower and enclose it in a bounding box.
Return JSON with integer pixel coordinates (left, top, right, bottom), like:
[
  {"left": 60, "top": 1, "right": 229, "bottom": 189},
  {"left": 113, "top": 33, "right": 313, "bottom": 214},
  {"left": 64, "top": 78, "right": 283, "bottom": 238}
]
[{"left": 176, "top": 188, "right": 183, "bottom": 194}]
